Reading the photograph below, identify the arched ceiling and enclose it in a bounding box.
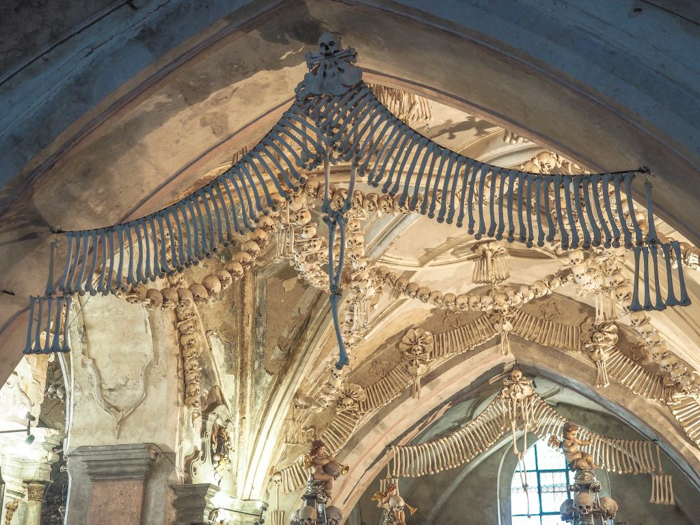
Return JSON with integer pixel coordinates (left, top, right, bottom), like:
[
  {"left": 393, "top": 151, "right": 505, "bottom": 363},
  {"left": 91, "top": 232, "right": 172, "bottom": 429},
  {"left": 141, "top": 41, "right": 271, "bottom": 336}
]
[
  {"left": 1, "top": 3, "right": 700, "bottom": 522},
  {"left": 1, "top": 0, "right": 700, "bottom": 384}
]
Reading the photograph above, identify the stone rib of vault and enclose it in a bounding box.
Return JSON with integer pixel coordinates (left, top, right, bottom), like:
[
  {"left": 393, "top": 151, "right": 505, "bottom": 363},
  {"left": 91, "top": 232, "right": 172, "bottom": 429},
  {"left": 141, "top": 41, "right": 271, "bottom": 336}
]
[{"left": 24, "top": 34, "right": 689, "bottom": 354}]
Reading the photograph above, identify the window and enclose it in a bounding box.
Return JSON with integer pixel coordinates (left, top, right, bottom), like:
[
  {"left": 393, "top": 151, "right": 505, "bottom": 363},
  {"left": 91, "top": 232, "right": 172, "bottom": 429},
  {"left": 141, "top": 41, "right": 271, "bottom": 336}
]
[{"left": 511, "top": 439, "right": 572, "bottom": 525}]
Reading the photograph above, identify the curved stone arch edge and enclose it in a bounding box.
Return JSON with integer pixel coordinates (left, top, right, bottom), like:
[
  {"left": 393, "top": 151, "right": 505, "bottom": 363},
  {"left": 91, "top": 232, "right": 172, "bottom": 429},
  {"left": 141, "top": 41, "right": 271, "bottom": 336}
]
[{"left": 325, "top": 340, "right": 700, "bottom": 515}]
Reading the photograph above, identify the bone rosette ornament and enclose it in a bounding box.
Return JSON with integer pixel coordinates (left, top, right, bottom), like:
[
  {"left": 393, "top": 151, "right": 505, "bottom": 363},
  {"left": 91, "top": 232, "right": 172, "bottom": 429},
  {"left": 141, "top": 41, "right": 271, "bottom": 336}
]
[{"left": 299, "top": 33, "right": 363, "bottom": 97}]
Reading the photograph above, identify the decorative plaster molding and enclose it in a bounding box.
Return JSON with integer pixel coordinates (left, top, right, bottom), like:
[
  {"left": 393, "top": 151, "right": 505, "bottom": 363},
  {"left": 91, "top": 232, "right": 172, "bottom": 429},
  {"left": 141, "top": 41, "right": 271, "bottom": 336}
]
[{"left": 74, "top": 444, "right": 157, "bottom": 482}]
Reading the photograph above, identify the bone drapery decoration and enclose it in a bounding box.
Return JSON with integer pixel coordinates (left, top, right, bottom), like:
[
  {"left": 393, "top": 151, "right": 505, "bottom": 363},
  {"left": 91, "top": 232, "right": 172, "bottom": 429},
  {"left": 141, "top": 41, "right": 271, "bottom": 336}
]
[
  {"left": 387, "top": 370, "right": 669, "bottom": 504},
  {"left": 25, "top": 33, "right": 690, "bottom": 360}
]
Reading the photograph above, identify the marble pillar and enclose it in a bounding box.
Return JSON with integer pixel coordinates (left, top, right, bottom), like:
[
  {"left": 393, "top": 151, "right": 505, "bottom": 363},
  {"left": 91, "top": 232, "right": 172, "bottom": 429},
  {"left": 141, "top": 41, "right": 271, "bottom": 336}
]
[
  {"left": 67, "top": 444, "right": 156, "bottom": 525},
  {"left": 24, "top": 482, "right": 46, "bottom": 525}
]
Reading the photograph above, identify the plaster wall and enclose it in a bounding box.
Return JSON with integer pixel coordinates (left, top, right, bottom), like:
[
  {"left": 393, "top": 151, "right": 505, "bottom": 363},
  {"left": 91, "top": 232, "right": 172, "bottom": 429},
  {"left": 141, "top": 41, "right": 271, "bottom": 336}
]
[{"left": 66, "top": 294, "right": 180, "bottom": 452}]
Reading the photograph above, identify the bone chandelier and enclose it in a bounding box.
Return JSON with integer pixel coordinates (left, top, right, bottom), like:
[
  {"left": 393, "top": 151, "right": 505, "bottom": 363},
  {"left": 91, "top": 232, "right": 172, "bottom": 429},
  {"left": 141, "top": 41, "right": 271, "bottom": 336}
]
[{"left": 24, "top": 33, "right": 691, "bottom": 368}]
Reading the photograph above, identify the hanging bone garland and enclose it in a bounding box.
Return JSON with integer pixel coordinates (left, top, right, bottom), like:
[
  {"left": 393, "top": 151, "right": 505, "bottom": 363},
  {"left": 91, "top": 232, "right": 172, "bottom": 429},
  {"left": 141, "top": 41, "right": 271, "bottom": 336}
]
[
  {"left": 35, "top": 34, "right": 688, "bottom": 316},
  {"left": 650, "top": 443, "right": 675, "bottom": 505},
  {"left": 388, "top": 371, "right": 662, "bottom": 487},
  {"left": 24, "top": 295, "right": 72, "bottom": 354}
]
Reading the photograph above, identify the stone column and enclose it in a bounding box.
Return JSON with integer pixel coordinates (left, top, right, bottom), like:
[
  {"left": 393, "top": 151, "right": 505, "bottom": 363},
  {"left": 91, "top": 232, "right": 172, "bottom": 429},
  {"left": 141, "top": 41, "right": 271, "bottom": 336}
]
[
  {"left": 172, "top": 484, "right": 219, "bottom": 525},
  {"left": 67, "top": 444, "right": 156, "bottom": 525},
  {"left": 24, "top": 482, "right": 46, "bottom": 525},
  {"left": 172, "top": 483, "right": 268, "bottom": 525}
]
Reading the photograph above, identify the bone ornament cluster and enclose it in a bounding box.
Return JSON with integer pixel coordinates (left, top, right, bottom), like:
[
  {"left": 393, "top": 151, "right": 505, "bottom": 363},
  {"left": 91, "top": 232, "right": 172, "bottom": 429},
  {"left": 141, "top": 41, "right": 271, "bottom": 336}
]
[
  {"left": 629, "top": 311, "right": 700, "bottom": 399},
  {"left": 176, "top": 295, "right": 204, "bottom": 414},
  {"left": 374, "top": 265, "right": 571, "bottom": 313}
]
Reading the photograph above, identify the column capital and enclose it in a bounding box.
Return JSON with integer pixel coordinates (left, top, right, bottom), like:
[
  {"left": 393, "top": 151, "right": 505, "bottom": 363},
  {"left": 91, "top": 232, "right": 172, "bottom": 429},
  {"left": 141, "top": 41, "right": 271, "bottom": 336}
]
[
  {"left": 25, "top": 481, "right": 47, "bottom": 502},
  {"left": 171, "top": 483, "right": 220, "bottom": 525},
  {"left": 70, "top": 443, "right": 157, "bottom": 481}
]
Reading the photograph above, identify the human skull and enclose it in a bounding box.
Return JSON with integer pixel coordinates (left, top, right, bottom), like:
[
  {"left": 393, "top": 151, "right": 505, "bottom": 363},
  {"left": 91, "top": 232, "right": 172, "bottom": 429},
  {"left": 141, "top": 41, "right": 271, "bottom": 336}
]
[
  {"left": 546, "top": 275, "right": 561, "bottom": 289},
  {"left": 289, "top": 193, "right": 307, "bottom": 213},
  {"left": 217, "top": 270, "right": 233, "bottom": 290},
  {"left": 507, "top": 289, "right": 524, "bottom": 307},
  {"left": 257, "top": 215, "right": 277, "bottom": 233},
  {"left": 251, "top": 228, "right": 270, "bottom": 248},
  {"left": 571, "top": 263, "right": 589, "bottom": 284},
  {"left": 385, "top": 271, "right": 399, "bottom": 286},
  {"left": 599, "top": 496, "right": 618, "bottom": 519},
  {"left": 292, "top": 209, "right": 312, "bottom": 227},
  {"left": 178, "top": 317, "right": 197, "bottom": 335},
  {"left": 318, "top": 33, "right": 341, "bottom": 57},
  {"left": 406, "top": 282, "right": 420, "bottom": 298},
  {"left": 347, "top": 233, "right": 364, "bottom": 247},
  {"left": 480, "top": 295, "right": 494, "bottom": 311},
  {"left": 614, "top": 284, "right": 632, "bottom": 303},
  {"left": 225, "top": 260, "right": 244, "bottom": 280},
  {"left": 161, "top": 288, "right": 178, "bottom": 310},
  {"left": 609, "top": 272, "right": 626, "bottom": 288},
  {"left": 289, "top": 509, "right": 300, "bottom": 525},
  {"left": 567, "top": 249, "right": 584, "bottom": 266},
  {"left": 299, "top": 222, "right": 318, "bottom": 239},
  {"left": 202, "top": 274, "right": 222, "bottom": 296},
  {"left": 352, "top": 257, "right": 368, "bottom": 272},
  {"left": 560, "top": 498, "right": 575, "bottom": 521},
  {"left": 347, "top": 245, "right": 365, "bottom": 261},
  {"left": 299, "top": 505, "right": 317, "bottom": 525},
  {"left": 635, "top": 320, "right": 655, "bottom": 336},
  {"left": 575, "top": 492, "right": 593, "bottom": 515},
  {"left": 364, "top": 193, "right": 379, "bottom": 212},
  {"left": 180, "top": 333, "right": 197, "bottom": 349},
  {"left": 456, "top": 294, "right": 470, "bottom": 311},
  {"left": 494, "top": 292, "right": 508, "bottom": 308},
  {"left": 629, "top": 310, "right": 647, "bottom": 326},
  {"left": 185, "top": 382, "right": 201, "bottom": 400},
  {"left": 233, "top": 250, "right": 254, "bottom": 269},
  {"left": 269, "top": 192, "right": 287, "bottom": 211},
  {"left": 532, "top": 280, "right": 550, "bottom": 298},
  {"left": 189, "top": 283, "right": 209, "bottom": 303},
  {"left": 659, "top": 353, "right": 679, "bottom": 372},
  {"left": 468, "top": 295, "right": 481, "bottom": 310},
  {"left": 241, "top": 240, "right": 261, "bottom": 259},
  {"left": 144, "top": 288, "right": 163, "bottom": 309},
  {"left": 417, "top": 287, "right": 431, "bottom": 303},
  {"left": 536, "top": 151, "right": 559, "bottom": 174},
  {"left": 429, "top": 290, "right": 444, "bottom": 306},
  {"left": 177, "top": 288, "right": 194, "bottom": 309},
  {"left": 520, "top": 285, "right": 535, "bottom": 302},
  {"left": 396, "top": 276, "right": 410, "bottom": 294},
  {"left": 126, "top": 283, "right": 147, "bottom": 304},
  {"left": 375, "top": 266, "right": 390, "bottom": 283},
  {"left": 331, "top": 188, "right": 348, "bottom": 211},
  {"left": 304, "top": 179, "right": 322, "bottom": 199},
  {"left": 378, "top": 194, "right": 395, "bottom": 214},
  {"left": 347, "top": 218, "right": 362, "bottom": 233},
  {"left": 443, "top": 293, "right": 456, "bottom": 309},
  {"left": 326, "top": 505, "right": 343, "bottom": 525}
]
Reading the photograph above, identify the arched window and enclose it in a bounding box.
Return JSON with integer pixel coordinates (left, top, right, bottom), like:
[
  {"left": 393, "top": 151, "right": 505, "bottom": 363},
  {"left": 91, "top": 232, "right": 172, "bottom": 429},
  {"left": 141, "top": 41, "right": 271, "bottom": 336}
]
[{"left": 510, "top": 439, "right": 572, "bottom": 524}]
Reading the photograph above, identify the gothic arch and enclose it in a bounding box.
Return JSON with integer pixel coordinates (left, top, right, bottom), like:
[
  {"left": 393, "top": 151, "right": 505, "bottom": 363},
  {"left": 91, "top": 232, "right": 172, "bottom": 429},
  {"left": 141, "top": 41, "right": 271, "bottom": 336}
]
[{"left": 326, "top": 338, "right": 700, "bottom": 514}]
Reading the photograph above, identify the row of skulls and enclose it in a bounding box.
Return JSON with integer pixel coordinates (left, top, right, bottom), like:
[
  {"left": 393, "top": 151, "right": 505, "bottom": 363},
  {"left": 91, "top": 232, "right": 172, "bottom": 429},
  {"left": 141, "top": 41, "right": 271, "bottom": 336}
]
[
  {"left": 630, "top": 310, "right": 700, "bottom": 397},
  {"left": 373, "top": 265, "right": 570, "bottom": 313}
]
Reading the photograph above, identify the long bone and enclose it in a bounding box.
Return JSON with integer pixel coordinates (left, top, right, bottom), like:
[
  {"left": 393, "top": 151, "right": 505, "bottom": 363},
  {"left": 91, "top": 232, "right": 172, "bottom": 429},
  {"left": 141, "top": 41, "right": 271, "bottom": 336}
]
[{"left": 487, "top": 167, "right": 501, "bottom": 237}]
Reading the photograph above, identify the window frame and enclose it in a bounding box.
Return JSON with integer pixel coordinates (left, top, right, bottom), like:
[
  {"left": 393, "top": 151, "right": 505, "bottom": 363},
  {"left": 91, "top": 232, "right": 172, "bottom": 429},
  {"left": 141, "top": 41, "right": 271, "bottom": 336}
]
[{"left": 511, "top": 440, "right": 572, "bottom": 525}]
